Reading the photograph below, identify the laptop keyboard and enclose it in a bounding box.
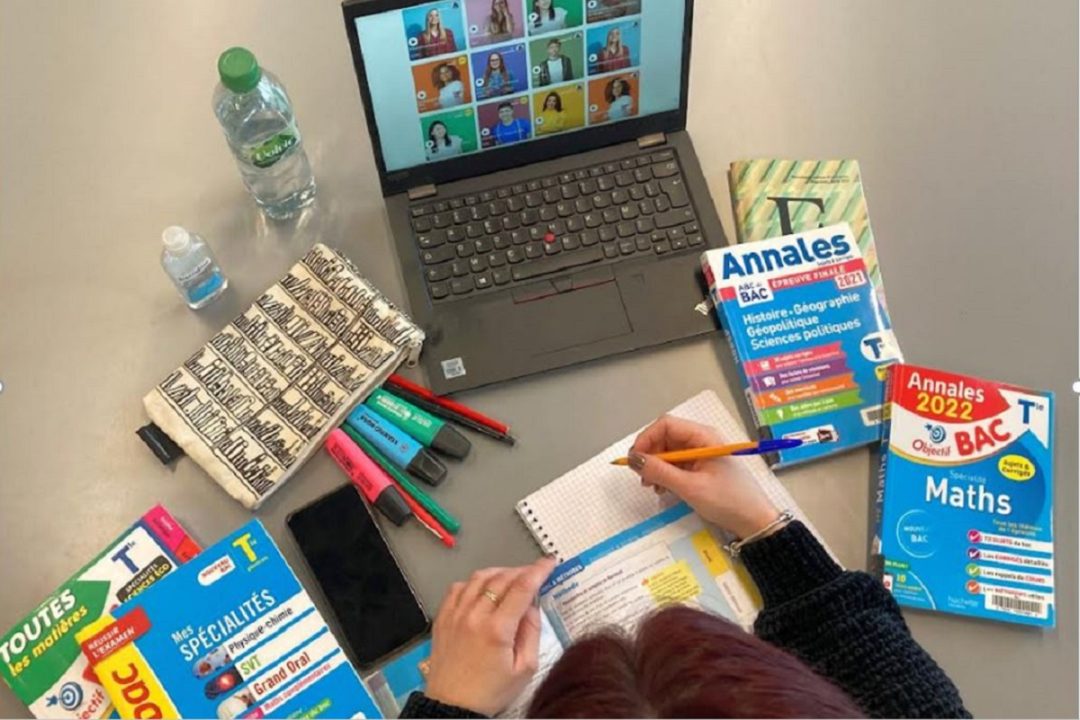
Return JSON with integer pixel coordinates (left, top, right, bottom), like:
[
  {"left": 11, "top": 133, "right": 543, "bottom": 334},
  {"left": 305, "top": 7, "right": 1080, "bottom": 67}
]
[{"left": 409, "top": 149, "right": 703, "bottom": 302}]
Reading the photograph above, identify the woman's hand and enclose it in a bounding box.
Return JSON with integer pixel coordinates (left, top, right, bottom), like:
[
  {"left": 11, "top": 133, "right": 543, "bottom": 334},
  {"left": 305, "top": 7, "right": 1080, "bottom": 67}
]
[
  {"left": 628, "top": 416, "right": 780, "bottom": 539},
  {"left": 425, "top": 557, "right": 557, "bottom": 716}
]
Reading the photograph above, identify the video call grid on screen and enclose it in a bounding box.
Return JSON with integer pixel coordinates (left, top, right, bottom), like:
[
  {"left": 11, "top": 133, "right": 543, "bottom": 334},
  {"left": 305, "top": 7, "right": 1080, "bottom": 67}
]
[{"left": 356, "top": 0, "right": 685, "bottom": 172}]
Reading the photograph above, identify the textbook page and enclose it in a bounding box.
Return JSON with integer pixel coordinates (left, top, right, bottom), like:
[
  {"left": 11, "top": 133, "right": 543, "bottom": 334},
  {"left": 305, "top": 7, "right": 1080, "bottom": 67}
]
[
  {"left": 501, "top": 614, "right": 564, "bottom": 718},
  {"left": 369, "top": 505, "right": 765, "bottom": 718},
  {"left": 538, "top": 503, "right": 762, "bottom": 645},
  {"left": 365, "top": 614, "right": 563, "bottom": 719}
]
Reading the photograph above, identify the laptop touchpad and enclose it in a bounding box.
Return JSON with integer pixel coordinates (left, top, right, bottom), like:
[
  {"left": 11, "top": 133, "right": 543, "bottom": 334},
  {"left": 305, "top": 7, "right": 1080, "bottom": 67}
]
[{"left": 508, "top": 278, "right": 632, "bottom": 355}]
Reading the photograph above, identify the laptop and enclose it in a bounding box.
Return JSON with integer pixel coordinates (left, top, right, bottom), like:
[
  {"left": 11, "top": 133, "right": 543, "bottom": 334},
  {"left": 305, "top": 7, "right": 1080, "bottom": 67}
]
[{"left": 342, "top": 0, "right": 722, "bottom": 393}]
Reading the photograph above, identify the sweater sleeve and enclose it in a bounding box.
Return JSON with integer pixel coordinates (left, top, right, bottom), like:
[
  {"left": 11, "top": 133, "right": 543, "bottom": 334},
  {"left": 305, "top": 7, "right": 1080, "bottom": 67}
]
[
  {"left": 399, "top": 692, "right": 487, "bottom": 719},
  {"left": 740, "top": 521, "right": 971, "bottom": 719}
]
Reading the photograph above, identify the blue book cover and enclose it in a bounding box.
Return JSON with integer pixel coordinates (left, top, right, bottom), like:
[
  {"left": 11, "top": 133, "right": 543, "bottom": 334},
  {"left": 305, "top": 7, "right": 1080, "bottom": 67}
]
[
  {"left": 75, "top": 520, "right": 382, "bottom": 719},
  {"left": 700, "top": 222, "right": 902, "bottom": 466},
  {"left": 878, "top": 364, "right": 1055, "bottom": 627},
  {"left": 0, "top": 505, "right": 198, "bottom": 719}
]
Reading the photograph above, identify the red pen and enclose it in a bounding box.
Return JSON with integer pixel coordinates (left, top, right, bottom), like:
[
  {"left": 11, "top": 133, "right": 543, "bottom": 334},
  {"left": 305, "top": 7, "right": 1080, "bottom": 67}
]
[{"left": 387, "top": 374, "right": 510, "bottom": 435}]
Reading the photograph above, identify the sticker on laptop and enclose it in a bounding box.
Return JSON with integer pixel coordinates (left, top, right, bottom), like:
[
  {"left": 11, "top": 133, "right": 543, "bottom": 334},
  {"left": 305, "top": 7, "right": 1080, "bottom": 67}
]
[{"left": 441, "top": 357, "right": 467, "bottom": 380}]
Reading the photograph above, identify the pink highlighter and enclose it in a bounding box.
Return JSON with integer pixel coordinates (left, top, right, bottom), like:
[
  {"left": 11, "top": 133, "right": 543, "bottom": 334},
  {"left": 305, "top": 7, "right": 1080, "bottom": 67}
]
[{"left": 325, "top": 428, "right": 413, "bottom": 526}]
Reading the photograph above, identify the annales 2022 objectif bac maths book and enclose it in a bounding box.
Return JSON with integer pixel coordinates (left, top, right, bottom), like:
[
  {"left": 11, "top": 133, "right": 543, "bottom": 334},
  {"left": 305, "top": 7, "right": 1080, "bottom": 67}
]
[{"left": 878, "top": 364, "right": 1055, "bottom": 627}]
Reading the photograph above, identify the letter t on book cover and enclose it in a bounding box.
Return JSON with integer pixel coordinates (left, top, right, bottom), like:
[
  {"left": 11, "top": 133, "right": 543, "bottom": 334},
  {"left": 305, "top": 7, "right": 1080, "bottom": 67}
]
[{"left": 728, "top": 159, "right": 891, "bottom": 313}]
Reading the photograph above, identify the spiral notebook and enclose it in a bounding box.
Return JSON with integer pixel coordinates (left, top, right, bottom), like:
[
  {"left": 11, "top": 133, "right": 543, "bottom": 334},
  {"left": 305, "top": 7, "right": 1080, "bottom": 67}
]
[{"left": 515, "top": 390, "right": 823, "bottom": 561}]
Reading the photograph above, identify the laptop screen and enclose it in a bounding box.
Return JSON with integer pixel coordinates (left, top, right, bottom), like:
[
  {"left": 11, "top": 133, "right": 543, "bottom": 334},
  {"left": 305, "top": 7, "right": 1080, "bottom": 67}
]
[{"left": 353, "top": 0, "right": 687, "bottom": 174}]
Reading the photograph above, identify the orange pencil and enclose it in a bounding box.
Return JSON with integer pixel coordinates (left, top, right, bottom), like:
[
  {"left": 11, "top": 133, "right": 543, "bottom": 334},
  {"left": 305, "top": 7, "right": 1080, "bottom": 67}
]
[{"left": 611, "top": 439, "right": 802, "bottom": 466}]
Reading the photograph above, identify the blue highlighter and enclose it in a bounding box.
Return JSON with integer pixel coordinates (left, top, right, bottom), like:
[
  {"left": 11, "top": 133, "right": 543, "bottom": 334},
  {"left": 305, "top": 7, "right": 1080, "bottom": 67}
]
[{"left": 345, "top": 405, "right": 448, "bottom": 486}]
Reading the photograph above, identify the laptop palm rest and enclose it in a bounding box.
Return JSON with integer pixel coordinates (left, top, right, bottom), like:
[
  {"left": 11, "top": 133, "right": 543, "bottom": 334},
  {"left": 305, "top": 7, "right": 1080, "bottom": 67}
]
[{"left": 503, "top": 269, "right": 632, "bottom": 355}]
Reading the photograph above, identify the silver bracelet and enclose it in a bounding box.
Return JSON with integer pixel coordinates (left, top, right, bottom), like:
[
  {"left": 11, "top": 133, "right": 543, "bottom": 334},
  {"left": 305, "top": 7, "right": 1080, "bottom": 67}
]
[{"left": 724, "top": 510, "right": 795, "bottom": 557}]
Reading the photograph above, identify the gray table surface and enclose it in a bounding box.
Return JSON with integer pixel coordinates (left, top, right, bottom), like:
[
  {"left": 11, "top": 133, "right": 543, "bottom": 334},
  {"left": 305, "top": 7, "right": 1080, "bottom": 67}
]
[{"left": 1, "top": 1, "right": 1077, "bottom": 717}]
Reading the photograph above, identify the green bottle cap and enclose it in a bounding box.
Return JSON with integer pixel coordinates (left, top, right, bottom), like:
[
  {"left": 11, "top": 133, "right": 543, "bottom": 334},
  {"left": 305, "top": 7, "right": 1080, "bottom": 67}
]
[{"left": 218, "top": 47, "right": 261, "bottom": 93}]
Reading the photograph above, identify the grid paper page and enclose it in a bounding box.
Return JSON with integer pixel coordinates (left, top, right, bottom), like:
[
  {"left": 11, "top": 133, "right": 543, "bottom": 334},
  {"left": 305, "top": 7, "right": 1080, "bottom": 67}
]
[{"left": 516, "top": 389, "right": 822, "bottom": 560}]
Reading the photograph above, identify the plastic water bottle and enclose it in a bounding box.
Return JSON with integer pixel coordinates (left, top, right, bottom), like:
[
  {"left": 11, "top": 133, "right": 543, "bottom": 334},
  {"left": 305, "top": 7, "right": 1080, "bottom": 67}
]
[
  {"left": 160, "top": 226, "right": 229, "bottom": 309},
  {"left": 213, "top": 47, "right": 316, "bottom": 219}
]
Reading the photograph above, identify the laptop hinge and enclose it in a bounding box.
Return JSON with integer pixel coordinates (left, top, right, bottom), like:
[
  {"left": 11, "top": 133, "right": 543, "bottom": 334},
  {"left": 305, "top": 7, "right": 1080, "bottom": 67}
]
[
  {"left": 407, "top": 184, "right": 438, "bottom": 201},
  {"left": 637, "top": 132, "right": 667, "bottom": 149}
]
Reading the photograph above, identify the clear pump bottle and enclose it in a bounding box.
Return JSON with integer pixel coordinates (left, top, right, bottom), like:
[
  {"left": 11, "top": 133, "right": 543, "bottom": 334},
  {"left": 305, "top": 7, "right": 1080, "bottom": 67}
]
[{"left": 160, "top": 226, "right": 228, "bottom": 309}]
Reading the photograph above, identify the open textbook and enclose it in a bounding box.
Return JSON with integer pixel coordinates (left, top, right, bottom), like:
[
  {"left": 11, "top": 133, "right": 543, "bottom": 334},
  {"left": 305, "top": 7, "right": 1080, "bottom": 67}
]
[
  {"left": 368, "top": 390, "right": 831, "bottom": 717},
  {"left": 369, "top": 502, "right": 764, "bottom": 718}
]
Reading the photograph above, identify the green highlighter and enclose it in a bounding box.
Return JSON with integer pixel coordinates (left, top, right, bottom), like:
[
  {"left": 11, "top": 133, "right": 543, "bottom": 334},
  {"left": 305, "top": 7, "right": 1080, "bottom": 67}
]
[
  {"left": 365, "top": 388, "right": 472, "bottom": 459},
  {"left": 341, "top": 424, "right": 461, "bottom": 535}
]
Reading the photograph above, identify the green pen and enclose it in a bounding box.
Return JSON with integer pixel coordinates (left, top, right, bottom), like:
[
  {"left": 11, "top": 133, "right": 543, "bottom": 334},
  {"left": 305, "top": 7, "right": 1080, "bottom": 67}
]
[
  {"left": 365, "top": 388, "right": 472, "bottom": 459},
  {"left": 341, "top": 424, "right": 461, "bottom": 535}
]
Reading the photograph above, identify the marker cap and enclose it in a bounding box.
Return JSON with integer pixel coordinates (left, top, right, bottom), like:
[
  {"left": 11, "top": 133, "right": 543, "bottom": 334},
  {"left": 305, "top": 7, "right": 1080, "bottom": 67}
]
[
  {"left": 374, "top": 486, "right": 413, "bottom": 526},
  {"left": 407, "top": 448, "right": 448, "bottom": 486},
  {"left": 431, "top": 424, "right": 471, "bottom": 459}
]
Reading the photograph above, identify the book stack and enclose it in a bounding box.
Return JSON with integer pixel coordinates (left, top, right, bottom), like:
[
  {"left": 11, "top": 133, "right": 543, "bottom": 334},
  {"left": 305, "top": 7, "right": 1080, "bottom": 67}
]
[
  {"left": 74, "top": 520, "right": 381, "bottom": 719},
  {"left": 701, "top": 222, "right": 902, "bottom": 466},
  {"left": 712, "top": 159, "right": 1056, "bottom": 628},
  {"left": 0, "top": 507, "right": 197, "bottom": 719}
]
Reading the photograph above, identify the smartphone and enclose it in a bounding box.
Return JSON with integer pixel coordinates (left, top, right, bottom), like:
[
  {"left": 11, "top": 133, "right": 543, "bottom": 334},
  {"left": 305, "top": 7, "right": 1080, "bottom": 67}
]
[{"left": 287, "top": 484, "right": 430, "bottom": 670}]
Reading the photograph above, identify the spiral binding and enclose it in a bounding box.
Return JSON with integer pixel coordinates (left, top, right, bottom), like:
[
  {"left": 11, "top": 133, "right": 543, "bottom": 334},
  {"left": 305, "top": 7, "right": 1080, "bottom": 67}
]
[{"left": 519, "top": 502, "right": 562, "bottom": 561}]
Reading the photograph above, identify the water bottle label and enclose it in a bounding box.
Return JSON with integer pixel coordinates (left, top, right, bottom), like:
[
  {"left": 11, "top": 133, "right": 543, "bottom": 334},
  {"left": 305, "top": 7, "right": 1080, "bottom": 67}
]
[
  {"left": 247, "top": 130, "right": 299, "bottom": 169},
  {"left": 178, "top": 257, "right": 213, "bottom": 284},
  {"left": 187, "top": 272, "right": 224, "bottom": 303}
]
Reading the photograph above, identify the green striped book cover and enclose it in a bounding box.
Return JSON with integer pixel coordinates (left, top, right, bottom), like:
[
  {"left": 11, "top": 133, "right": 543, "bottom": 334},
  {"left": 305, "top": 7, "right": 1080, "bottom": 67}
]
[{"left": 728, "top": 159, "right": 889, "bottom": 309}]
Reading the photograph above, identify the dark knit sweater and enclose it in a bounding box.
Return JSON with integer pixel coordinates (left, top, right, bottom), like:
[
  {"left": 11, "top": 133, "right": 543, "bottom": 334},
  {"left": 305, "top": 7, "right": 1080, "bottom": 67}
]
[{"left": 401, "top": 521, "right": 970, "bottom": 718}]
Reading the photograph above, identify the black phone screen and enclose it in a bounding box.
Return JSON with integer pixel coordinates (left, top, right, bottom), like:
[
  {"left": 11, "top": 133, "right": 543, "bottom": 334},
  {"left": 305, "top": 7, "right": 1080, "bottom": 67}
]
[{"left": 287, "top": 484, "right": 429, "bottom": 669}]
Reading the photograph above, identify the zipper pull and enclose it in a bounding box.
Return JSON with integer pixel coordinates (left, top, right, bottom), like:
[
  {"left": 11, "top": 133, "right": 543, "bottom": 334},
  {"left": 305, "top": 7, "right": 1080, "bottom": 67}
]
[{"left": 405, "top": 334, "right": 425, "bottom": 367}]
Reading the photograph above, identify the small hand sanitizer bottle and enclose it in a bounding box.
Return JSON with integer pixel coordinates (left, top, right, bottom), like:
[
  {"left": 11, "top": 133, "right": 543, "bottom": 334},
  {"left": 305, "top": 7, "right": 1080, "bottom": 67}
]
[{"left": 160, "top": 226, "right": 229, "bottom": 309}]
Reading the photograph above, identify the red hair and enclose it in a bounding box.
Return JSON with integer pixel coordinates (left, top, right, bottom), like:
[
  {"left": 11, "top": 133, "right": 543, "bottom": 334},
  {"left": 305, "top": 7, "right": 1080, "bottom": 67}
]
[{"left": 528, "top": 606, "right": 863, "bottom": 718}]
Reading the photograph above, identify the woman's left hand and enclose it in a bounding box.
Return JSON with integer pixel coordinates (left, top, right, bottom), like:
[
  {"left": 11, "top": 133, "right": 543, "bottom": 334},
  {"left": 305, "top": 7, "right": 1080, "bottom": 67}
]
[{"left": 424, "top": 557, "right": 557, "bottom": 716}]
